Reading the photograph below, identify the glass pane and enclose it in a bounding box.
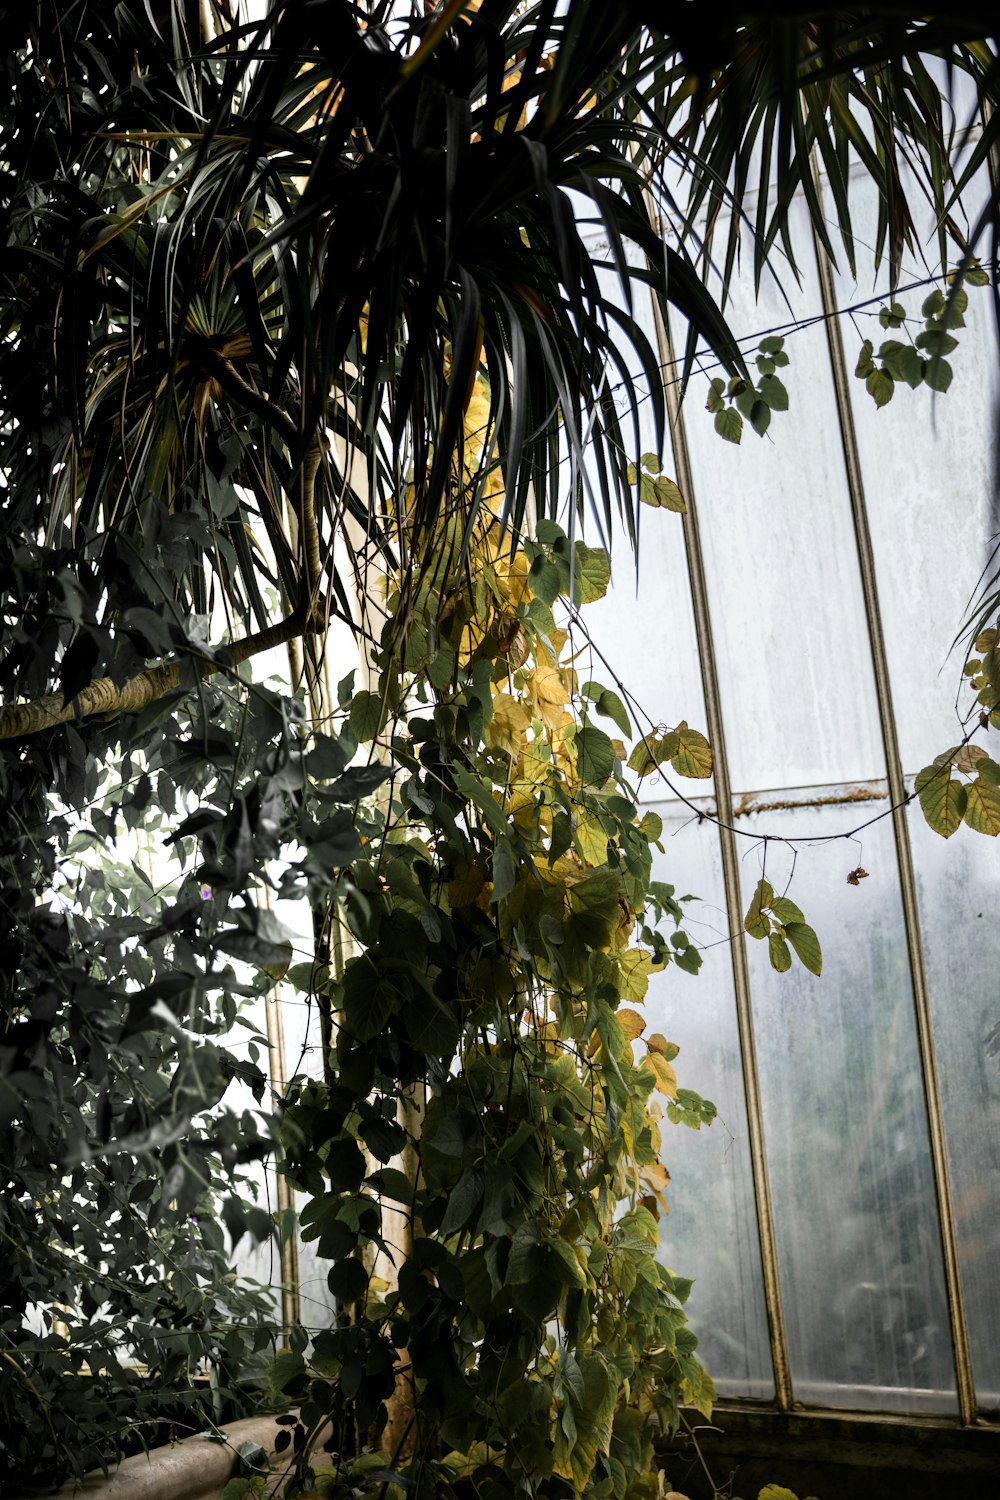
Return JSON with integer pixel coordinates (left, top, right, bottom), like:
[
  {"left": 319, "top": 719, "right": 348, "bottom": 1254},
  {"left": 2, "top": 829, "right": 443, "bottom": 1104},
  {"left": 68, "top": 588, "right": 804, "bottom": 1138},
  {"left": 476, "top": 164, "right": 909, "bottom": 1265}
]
[
  {"left": 583, "top": 252, "right": 708, "bottom": 753},
  {"left": 677, "top": 196, "right": 887, "bottom": 792},
  {"left": 909, "top": 807, "right": 1000, "bottom": 1419},
  {"left": 736, "top": 806, "right": 956, "bottom": 1412},
  {"left": 825, "top": 167, "right": 1000, "bottom": 774},
  {"left": 585, "top": 509, "right": 708, "bottom": 796},
  {"left": 644, "top": 803, "right": 774, "bottom": 1401}
]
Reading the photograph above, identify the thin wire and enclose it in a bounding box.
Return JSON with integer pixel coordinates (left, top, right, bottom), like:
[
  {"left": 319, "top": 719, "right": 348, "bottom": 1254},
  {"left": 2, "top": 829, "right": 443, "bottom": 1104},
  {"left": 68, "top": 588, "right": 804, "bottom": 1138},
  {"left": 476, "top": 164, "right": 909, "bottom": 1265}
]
[{"left": 566, "top": 598, "right": 985, "bottom": 851}]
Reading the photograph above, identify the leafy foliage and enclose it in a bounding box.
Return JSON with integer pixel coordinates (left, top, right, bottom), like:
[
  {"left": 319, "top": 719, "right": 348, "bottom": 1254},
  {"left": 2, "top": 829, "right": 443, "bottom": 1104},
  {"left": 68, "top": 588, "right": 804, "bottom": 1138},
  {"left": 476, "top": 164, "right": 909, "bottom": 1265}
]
[
  {"left": 854, "top": 272, "right": 990, "bottom": 409},
  {"left": 0, "top": 649, "right": 286, "bottom": 1482},
  {"left": 4, "top": 0, "right": 1000, "bottom": 1488},
  {"left": 917, "top": 614, "right": 1000, "bottom": 839},
  {"left": 743, "top": 881, "right": 823, "bottom": 977},
  {"left": 706, "top": 339, "right": 791, "bottom": 444},
  {"left": 270, "top": 492, "right": 718, "bottom": 1499}
]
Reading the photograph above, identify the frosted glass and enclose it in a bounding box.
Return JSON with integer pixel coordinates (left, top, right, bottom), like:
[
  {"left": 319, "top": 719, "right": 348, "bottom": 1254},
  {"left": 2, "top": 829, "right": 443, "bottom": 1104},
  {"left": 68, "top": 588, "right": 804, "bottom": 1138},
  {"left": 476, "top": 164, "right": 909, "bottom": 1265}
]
[
  {"left": 909, "top": 808, "right": 1000, "bottom": 1419},
  {"left": 826, "top": 168, "right": 1000, "bottom": 774},
  {"left": 579, "top": 241, "right": 710, "bottom": 788},
  {"left": 737, "top": 807, "right": 956, "bottom": 1412},
  {"left": 585, "top": 510, "right": 708, "bottom": 797},
  {"left": 643, "top": 803, "right": 774, "bottom": 1400},
  {"left": 678, "top": 196, "right": 887, "bottom": 793}
]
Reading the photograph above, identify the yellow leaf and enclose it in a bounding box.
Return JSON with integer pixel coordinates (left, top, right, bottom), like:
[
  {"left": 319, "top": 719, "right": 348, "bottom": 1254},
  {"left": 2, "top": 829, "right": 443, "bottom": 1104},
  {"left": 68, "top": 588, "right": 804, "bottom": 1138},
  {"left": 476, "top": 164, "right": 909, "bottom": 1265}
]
[
  {"left": 627, "top": 739, "right": 659, "bottom": 777},
  {"left": 519, "top": 738, "right": 552, "bottom": 782},
  {"left": 448, "top": 862, "right": 486, "bottom": 909},
  {"left": 639, "top": 1159, "right": 671, "bottom": 1216},
  {"left": 262, "top": 941, "right": 292, "bottom": 983},
  {"left": 529, "top": 660, "right": 570, "bottom": 730},
  {"left": 671, "top": 721, "right": 713, "bottom": 779},
  {"left": 964, "top": 775, "right": 1000, "bottom": 835},
  {"left": 681, "top": 1360, "right": 716, "bottom": 1419},
  {"left": 646, "top": 1032, "right": 677, "bottom": 1059},
  {"left": 611, "top": 898, "right": 635, "bottom": 950},
  {"left": 575, "top": 810, "right": 610, "bottom": 867},
  {"left": 616, "top": 1007, "right": 647, "bottom": 1041},
  {"left": 538, "top": 626, "right": 569, "bottom": 662},
  {"left": 647, "top": 1051, "right": 678, "bottom": 1098},
  {"left": 617, "top": 949, "right": 659, "bottom": 1002},
  {"left": 507, "top": 781, "right": 546, "bottom": 836},
  {"left": 951, "top": 743, "right": 987, "bottom": 773},
  {"left": 573, "top": 543, "right": 611, "bottom": 604},
  {"left": 488, "top": 692, "right": 532, "bottom": 758},
  {"left": 463, "top": 378, "right": 491, "bottom": 463}
]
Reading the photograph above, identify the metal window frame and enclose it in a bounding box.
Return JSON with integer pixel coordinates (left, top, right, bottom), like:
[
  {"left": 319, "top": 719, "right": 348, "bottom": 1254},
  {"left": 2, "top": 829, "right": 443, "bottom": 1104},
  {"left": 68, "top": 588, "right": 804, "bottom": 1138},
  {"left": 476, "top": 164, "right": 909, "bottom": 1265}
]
[
  {"left": 809, "top": 204, "right": 977, "bottom": 1425},
  {"left": 644, "top": 214, "right": 981, "bottom": 1425},
  {"left": 650, "top": 300, "right": 794, "bottom": 1412}
]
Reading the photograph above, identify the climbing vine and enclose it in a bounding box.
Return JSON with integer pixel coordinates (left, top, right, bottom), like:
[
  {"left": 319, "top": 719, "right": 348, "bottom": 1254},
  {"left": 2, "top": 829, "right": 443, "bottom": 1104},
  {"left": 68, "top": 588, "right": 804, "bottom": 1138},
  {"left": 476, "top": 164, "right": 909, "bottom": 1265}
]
[{"left": 262, "top": 407, "right": 719, "bottom": 1498}]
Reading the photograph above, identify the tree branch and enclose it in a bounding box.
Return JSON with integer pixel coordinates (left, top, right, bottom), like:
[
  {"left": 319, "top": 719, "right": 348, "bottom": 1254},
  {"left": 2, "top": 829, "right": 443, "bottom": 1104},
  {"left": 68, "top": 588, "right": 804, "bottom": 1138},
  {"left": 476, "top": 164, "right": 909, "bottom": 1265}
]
[{"left": 0, "top": 610, "right": 317, "bottom": 742}]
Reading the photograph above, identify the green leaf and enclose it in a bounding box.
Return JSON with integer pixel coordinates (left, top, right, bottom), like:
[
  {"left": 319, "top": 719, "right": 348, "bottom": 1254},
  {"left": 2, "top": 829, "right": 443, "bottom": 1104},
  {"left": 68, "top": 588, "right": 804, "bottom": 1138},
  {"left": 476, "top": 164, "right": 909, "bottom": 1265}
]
[
  {"left": 548, "top": 1235, "right": 587, "bottom": 1288},
  {"left": 626, "top": 738, "right": 658, "bottom": 776},
  {"left": 327, "top": 1256, "right": 369, "bottom": 1302},
  {"left": 915, "top": 763, "right": 966, "bottom": 838},
  {"left": 576, "top": 725, "right": 615, "bottom": 786},
  {"left": 889, "top": 342, "right": 923, "bottom": 389},
  {"left": 855, "top": 339, "right": 874, "bottom": 377},
  {"left": 453, "top": 767, "right": 509, "bottom": 837},
  {"left": 879, "top": 302, "right": 907, "bottom": 328},
  {"left": 758, "top": 1487, "right": 800, "bottom": 1500},
  {"left": 643, "top": 475, "right": 685, "bottom": 512},
  {"left": 349, "top": 690, "right": 383, "bottom": 742},
  {"left": 638, "top": 810, "right": 662, "bottom": 842},
  {"left": 670, "top": 722, "right": 713, "bottom": 779},
  {"left": 750, "top": 399, "right": 771, "bottom": 436},
  {"left": 865, "top": 368, "right": 894, "bottom": 407},
  {"left": 705, "top": 380, "right": 725, "bottom": 414},
  {"left": 915, "top": 328, "right": 958, "bottom": 356},
  {"left": 403, "top": 993, "right": 462, "bottom": 1058},
  {"left": 640, "top": 451, "right": 660, "bottom": 470},
  {"left": 594, "top": 688, "right": 631, "bottom": 736},
  {"left": 744, "top": 880, "right": 774, "bottom": 940},
  {"left": 924, "top": 356, "right": 953, "bottom": 393},
  {"left": 343, "top": 964, "right": 398, "bottom": 1041},
  {"left": 492, "top": 836, "right": 517, "bottom": 901},
  {"left": 979, "top": 757, "right": 1000, "bottom": 787},
  {"left": 569, "top": 1356, "right": 618, "bottom": 1494},
  {"left": 963, "top": 776, "right": 1000, "bottom": 835},
  {"left": 327, "top": 764, "right": 393, "bottom": 803},
  {"left": 366, "top": 1167, "right": 415, "bottom": 1204},
  {"left": 769, "top": 895, "right": 804, "bottom": 925},
  {"left": 714, "top": 407, "right": 743, "bottom": 444},
  {"left": 768, "top": 932, "right": 792, "bottom": 972},
  {"left": 784, "top": 922, "right": 823, "bottom": 976},
  {"left": 286, "top": 962, "right": 332, "bottom": 994},
  {"left": 757, "top": 374, "right": 788, "bottom": 411},
  {"left": 572, "top": 543, "right": 611, "bottom": 604},
  {"left": 439, "top": 1167, "right": 482, "bottom": 1235},
  {"left": 326, "top": 1138, "right": 368, "bottom": 1191}
]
